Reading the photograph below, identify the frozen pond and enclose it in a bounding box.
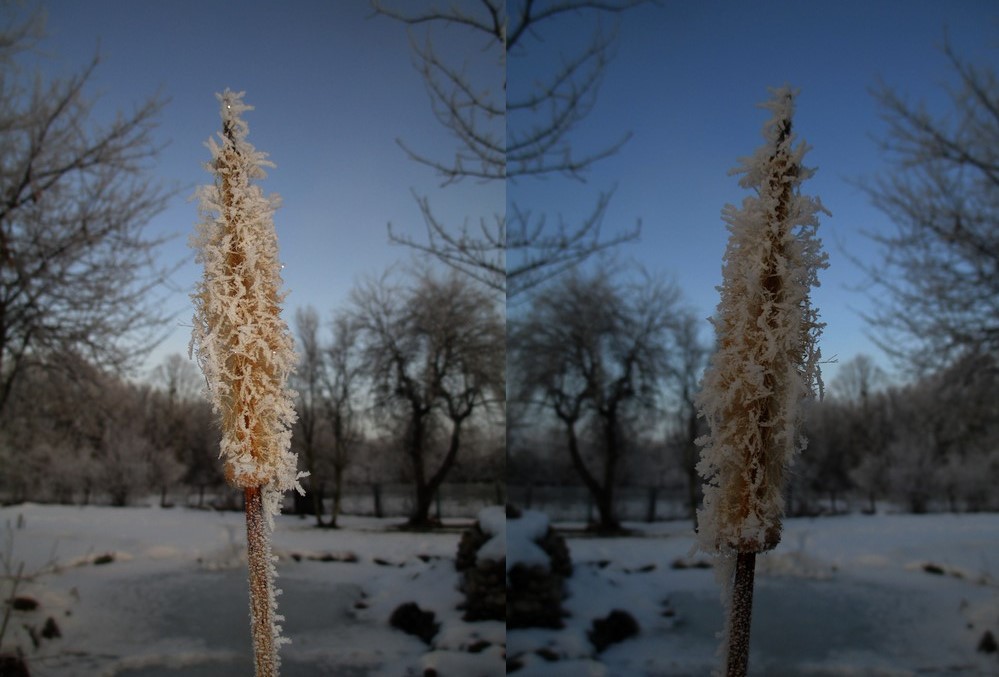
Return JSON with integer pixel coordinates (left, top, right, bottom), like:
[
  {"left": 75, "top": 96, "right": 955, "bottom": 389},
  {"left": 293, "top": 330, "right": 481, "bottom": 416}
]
[
  {"left": 113, "top": 569, "right": 370, "bottom": 677},
  {"left": 643, "top": 572, "right": 975, "bottom": 676}
]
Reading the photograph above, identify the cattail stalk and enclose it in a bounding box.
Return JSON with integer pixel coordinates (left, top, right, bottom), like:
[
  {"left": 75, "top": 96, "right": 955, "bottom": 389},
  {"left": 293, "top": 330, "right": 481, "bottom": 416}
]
[
  {"left": 191, "top": 89, "right": 302, "bottom": 677},
  {"left": 695, "top": 86, "right": 827, "bottom": 676}
]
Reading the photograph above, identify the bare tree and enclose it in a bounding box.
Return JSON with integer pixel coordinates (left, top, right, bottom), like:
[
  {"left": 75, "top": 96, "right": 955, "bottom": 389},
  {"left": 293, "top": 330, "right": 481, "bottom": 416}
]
[
  {"left": 0, "top": 6, "right": 173, "bottom": 418},
  {"left": 351, "top": 269, "right": 504, "bottom": 527},
  {"left": 293, "top": 306, "right": 329, "bottom": 526},
  {"left": 830, "top": 354, "right": 885, "bottom": 405},
  {"left": 511, "top": 265, "right": 681, "bottom": 531},
  {"left": 670, "top": 311, "right": 709, "bottom": 525},
  {"left": 372, "top": 0, "right": 650, "bottom": 295},
  {"left": 862, "top": 40, "right": 999, "bottom": 371},
  {"left": 321, "top": 311, "right": 363, "bottom": 528},
  {"left": 150, "top": 353, "right": 203, "bottom": 406}
]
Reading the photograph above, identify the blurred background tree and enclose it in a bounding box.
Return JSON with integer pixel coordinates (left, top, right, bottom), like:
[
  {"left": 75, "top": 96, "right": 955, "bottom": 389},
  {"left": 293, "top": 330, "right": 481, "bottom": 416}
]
[
  {"left": 372, "top": 0, "right": 651, "bottom": 295},
  {"left": 862, "top": 40, "right": 998, "bottom": 372},
  {"left": 0, "top": 4, "right": 174, "bottom": 418}
]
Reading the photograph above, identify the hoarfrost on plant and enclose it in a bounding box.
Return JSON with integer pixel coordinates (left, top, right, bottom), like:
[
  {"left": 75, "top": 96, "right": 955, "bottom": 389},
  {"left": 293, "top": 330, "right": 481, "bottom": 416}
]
[{"left": 695, "top": 86, "right": 828, "bottom": 556}]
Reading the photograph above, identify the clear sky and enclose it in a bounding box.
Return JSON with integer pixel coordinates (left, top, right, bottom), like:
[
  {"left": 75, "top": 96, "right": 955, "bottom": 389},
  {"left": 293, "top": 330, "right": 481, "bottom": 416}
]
[
  {"left": 509, "top": 0, "right": 997, "bottom": 386},
  {"left": 32, "top": 0, "right": 503, "bottom": 377},
  {"left": 28, "top": 0, "right": 999, "bottom": 386}
]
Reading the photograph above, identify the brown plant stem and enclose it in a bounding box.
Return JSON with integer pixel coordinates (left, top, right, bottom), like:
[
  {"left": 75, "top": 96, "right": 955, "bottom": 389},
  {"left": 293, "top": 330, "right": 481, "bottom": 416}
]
[
  {"left": 244, "top": 486, "right": 276, "bottom": 677},
  {"left": 726, "top": 551, "right": 757, "bottom": 677}
]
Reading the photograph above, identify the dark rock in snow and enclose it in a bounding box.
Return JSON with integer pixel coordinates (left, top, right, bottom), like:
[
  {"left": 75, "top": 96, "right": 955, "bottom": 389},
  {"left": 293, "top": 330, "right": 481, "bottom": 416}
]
[
  {"left": 93, "top": 553, "right": 114, "bottom": 565},
  {"left": 922, "top": 562, "right": 945, "bottom": 575},
  {"left": 11, "top": 596, "right": 38, "bottom": 611},
  {"left": 535, "top": 647, "right": 560, "bottom": 662},
  {"left": 389, "top": 602, "right": 439, "bottom": 645},
  {"left": 978, "top": 629, "right": 997, "bottom": 654},
  {"left": 588, "top": 609, "right": 640, "bottom": 652},
  {"left": 41, "top": 617, "right": 61, "bottom": 640},
  {"left": 467, "top": 639, "right": 491, "bottom": 653},
  {"left": 0, "top": 654, "right": 30, "bottom": 677}
]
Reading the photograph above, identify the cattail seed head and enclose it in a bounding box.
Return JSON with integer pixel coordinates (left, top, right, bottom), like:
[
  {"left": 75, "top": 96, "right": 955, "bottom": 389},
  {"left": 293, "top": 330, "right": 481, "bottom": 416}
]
[
  {"left": 190, "top": 89, "right": 300, "bottom": 497},
  {"left": 696, "top": 87, "right": 828, "bottom": 555}
]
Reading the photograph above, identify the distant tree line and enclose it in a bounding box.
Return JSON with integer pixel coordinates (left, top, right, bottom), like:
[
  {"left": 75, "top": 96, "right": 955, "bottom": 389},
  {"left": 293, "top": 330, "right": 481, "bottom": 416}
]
[
  {"left": 0, "top": 270, "right": 506, "bottom": 517},
  {"left": 0, "top": 352, "right": 219, "bottom": 507},
  {"left": 793, "top": 352, "right": 999, "bottom": 515}
]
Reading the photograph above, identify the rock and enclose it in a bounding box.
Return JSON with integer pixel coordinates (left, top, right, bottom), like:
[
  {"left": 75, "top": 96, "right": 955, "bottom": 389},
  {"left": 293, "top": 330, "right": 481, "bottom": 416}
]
[
  {"left": 507, "top": 563, "right": 564, "bottom": 629},
  {"left": 389, "top": 602, "right": 439, "bottom": 645},
  {"left": 41, "top": 617, "right": 61, "bottom": 640},
  {"left": 456, "top": 524, "right": 490, "bottom": 572},
  {"left": 11, "top": 596, "right": 38, "bottom": 611},
  {"left": 589, "top": 609, "right": 640, "bottom": 652},
  {"left": 978, "top": 629, "right": 997, "bottom": 654},
  {"left": 0, "top": 654, "right": 30, "bottom": 677},
  {"left": 461, "top": 557, "right": 506, "bottom": 622},
  {"left": 93, "top": 553, "right": 114, "bottom": 565}
]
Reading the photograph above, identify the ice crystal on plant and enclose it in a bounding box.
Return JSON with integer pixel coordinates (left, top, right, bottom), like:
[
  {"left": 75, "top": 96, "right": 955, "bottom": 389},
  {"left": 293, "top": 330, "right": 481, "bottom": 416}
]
[
  {"left": 695, "top": 86, "right": 828, "bottom": 556},
  {"left": 190, "top": 89, "right": 302, "bottom": 503}
]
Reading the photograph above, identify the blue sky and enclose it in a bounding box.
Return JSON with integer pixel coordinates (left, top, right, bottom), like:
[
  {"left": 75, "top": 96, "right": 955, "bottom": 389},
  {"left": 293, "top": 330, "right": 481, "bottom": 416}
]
[
  {"left": 34, "top": 0, "right": 502, "bottom": 375},
  {"left": 509, "top": 0, "right": 997, "bottom": 384},
  {"left": 30, "top": 0, "right": 998, "bottom": 385}
]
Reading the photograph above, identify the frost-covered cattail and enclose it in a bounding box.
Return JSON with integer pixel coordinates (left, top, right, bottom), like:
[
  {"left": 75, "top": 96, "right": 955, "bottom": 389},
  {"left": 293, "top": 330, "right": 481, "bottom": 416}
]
[
  {"left": 696, "top": 85, "right": 827, "bottom": 556},
  {"left": 190, "top": 89, "right": 302, "bottom": 677},
  {"left": 695, "top": 87, "right": 827, "bottom": 676}
]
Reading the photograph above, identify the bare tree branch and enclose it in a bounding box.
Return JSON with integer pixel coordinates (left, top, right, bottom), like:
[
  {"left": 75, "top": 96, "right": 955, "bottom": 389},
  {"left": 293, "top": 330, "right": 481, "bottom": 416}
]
[
  {"left": 0, "top": 5, "right": 176, "bottom": 417},
  {"left": 374, "top": 0, "right": 653, "bottom": 295},
  {"left": 859, "top": 38, "right": 999, "bottom": 371}
]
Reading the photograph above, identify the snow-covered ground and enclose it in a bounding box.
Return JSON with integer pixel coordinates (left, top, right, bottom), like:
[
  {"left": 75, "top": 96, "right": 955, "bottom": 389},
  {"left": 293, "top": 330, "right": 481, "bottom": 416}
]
[{"left": 1, "top": 503, "right": 997, "bottom": 676}]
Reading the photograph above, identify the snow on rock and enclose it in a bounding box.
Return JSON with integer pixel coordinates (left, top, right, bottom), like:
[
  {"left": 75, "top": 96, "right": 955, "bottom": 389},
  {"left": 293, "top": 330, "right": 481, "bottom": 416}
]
[
  {"left": 475, "top": 505, "right": 506, "bottom": 563},
  {"left": 506, "top": 508, "right": 552, "bottom": 573}
]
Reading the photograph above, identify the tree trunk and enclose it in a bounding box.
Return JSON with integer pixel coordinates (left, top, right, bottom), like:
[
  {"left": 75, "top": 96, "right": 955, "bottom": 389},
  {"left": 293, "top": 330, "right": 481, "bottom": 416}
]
[
  {"left": 307, "top": 475, "right": 324, "bottom": 527},
  {"left": 409, "top": 482, "right": 435, "bottom": 527},
  {"left": 595, "top": 489, "right": 618, "bottom": 532},
  {"left": 646, "top": 486, "right": 657, "bottom": 523},
  {"left": 564, "top": 419, "right": 619, "bottom": 531},
  {"left": 408, "top": 416, "right": 465, "bottom": 528},
  {"left": 331, "top": 469, "right": 345, "bottom": 528},
  {"left": 372, "top": 482, "right": 383, "bottom": 518}
]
